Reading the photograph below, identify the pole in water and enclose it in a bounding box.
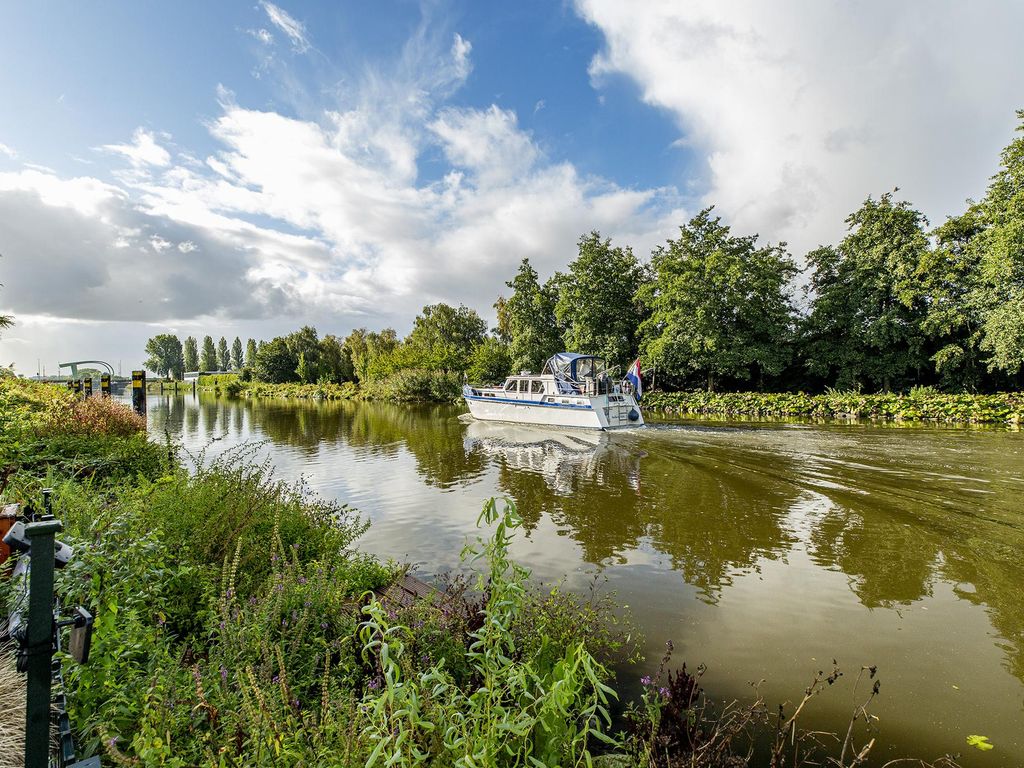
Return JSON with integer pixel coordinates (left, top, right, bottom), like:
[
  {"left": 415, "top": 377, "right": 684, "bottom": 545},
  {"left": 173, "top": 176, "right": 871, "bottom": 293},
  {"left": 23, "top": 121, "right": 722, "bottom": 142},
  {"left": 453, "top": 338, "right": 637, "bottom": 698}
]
[
  {"left": 72, "top": 378, "right": 82, "bottom": 397},
  {"left": 23, "top": 519, "right": 63, "bottom": 768},
  {"left": 131, "top": 370, "right": 147, "bottom": 418},
  {"left": 83, "top": 377, "right": 92, "bottom": 398},
  {"left": 100, "top": 373, "right": 111, "bottom": 398}
]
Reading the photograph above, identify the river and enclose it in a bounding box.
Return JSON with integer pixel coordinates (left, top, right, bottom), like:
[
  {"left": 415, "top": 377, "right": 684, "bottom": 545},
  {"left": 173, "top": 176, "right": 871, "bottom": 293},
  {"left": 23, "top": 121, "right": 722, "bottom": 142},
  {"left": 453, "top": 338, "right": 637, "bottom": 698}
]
[{"left": 145, "top": 393, "right": 1024, "bottom": 765}]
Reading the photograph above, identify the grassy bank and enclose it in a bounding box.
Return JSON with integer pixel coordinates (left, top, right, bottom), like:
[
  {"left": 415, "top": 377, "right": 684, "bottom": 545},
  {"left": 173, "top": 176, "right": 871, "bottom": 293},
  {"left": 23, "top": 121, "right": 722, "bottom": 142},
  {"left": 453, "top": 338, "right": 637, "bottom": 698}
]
[
  {"left": 1, "top": 378, "right": 965, "bottom": 766},
  {"left": 643, "top": 389, "right": 1024, "bottom": 424}
]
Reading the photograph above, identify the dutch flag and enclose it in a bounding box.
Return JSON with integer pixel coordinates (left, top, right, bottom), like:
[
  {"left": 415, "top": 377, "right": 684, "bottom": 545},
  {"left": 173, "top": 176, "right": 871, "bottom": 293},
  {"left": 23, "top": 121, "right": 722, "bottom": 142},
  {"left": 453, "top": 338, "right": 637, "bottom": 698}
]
[{"left": 625, "top": 358, "right": 642, "bottom": 400}]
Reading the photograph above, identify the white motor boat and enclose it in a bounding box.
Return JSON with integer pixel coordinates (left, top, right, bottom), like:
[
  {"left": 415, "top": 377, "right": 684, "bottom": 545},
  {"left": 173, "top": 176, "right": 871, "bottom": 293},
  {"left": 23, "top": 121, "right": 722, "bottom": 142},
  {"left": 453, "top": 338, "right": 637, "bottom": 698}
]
[{"left": 462, "top": 352, "right": 644, "bottom": 430}]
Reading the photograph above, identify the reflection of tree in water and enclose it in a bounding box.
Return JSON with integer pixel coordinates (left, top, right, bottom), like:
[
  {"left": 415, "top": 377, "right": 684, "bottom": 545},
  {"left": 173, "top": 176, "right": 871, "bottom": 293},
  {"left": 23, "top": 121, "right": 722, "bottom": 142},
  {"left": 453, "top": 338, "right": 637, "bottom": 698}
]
[
  {"left": 807, "top": 502, "right": 940, "bottom": 608},
  {"left": 805, "top": 463, "right": 1024, "bottom": 686},
  {"left": 482, "top": 430, "right": 799, "bottom": 601},
  {"left": 639, "top": 448, "right": 799, "bottom": 601}
]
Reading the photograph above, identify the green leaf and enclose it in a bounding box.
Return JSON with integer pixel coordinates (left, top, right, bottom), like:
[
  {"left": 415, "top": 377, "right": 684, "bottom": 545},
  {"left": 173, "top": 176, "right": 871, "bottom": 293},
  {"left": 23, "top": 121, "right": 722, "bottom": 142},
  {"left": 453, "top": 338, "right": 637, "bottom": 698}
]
[{"left": 966, "top": 734, "right": 994, "bottom": 751}]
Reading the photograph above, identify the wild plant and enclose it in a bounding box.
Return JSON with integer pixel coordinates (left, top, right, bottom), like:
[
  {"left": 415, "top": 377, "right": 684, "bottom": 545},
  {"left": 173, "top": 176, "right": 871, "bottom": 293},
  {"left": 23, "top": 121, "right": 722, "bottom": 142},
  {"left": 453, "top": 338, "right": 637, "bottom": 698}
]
[{"left": 358, "top": 497, "right": 619, "bottom": 768}]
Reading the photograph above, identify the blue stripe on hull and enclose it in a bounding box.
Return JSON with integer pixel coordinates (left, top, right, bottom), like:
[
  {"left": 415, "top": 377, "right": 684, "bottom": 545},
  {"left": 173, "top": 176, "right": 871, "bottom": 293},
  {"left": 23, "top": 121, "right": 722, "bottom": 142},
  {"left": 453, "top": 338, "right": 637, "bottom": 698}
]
[{"left": 464, "top": 395, "right": 593, "bottom": 410}]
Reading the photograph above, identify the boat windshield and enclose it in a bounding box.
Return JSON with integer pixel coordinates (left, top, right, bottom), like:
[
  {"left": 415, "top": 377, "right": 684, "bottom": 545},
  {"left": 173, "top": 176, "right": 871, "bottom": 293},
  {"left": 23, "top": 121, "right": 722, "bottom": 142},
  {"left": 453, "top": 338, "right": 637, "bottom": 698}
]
[{"left": 543, "top": 353, "right": 607, "bottom": 382}]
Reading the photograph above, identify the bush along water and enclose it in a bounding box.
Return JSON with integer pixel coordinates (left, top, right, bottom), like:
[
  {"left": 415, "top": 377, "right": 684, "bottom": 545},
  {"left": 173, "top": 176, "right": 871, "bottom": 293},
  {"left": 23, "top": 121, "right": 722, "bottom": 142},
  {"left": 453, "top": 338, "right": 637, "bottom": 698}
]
[
  {"left": 0, "top": 378, "right": 965, "bottom": 767},
  {"left": 642, "top": 388, "right": 1024, "bottom": 425}
]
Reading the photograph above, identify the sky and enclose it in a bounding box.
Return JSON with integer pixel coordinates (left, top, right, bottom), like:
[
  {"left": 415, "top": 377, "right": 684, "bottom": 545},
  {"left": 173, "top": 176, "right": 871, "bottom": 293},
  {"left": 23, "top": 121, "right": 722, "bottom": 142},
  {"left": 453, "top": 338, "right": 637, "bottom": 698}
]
[{"left": 1, "top": 1, "right": 1023, "bottom": 375}]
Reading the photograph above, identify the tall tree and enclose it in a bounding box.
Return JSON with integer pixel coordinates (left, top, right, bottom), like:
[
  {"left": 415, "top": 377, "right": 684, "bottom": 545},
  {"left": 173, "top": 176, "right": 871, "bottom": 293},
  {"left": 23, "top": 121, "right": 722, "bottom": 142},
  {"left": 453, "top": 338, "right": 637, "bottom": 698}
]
[
  {"left": 285, "top": 326, "right": 321, "bottom": 383},
  {"left": 217, "top": 337, "right": 230, "bottom": 371},
  {"left": 554, "top": 232, "right": 647, "bottom": 372},
  {"left": 245, "top": 338, "right": 258, "bottom": 368},
  {"left": 639, "top": 209, "right": 797, "bottom": 391},
  {"left": 803, "top": 193, "right": 929, "bottom": 391},
  {"left": 231, "top": 336, "right": 244, "bottom": 370},
  {"left": 144, "top": 334, "right": 185, "bottom": 379},
  {"left": 918, "top": 206, "right": 986, "bottom": 390},
  {"left": 971, "top": 110, "right": 1024, "bottom": 377},
  {"left": 183, "top": 336, "right": 199, "bottom": 372},
  {"left": 200, "top": 336, "right": 217, "bottom": 371},
  {"left": 496, "top": 258, "right": 562, "bottom": 373},
  {"left": 319, "top": 334, "right": 353, "bottom": 383}
]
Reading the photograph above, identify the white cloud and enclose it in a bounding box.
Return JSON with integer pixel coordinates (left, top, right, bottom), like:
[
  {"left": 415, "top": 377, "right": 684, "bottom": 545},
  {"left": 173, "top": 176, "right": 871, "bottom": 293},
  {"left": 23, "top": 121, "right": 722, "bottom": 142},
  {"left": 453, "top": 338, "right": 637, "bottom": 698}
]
[
  {"left": 451, "top": 33, "right": 472, "bottom": 82},
  {"left": 0, "top": 142, "right": 16, "bottom": 159},
  {"left": 99, "top": 127, "right": 171, "bottom": 168},
  {"left": 574, "top": 0, "right": 1024, "bottom": 254},
  {"left": 261, "top": 1, "right": 309, "bottom": 52},
  {"left": 250, "top": 28, "right": 274, "bottom": 45}
]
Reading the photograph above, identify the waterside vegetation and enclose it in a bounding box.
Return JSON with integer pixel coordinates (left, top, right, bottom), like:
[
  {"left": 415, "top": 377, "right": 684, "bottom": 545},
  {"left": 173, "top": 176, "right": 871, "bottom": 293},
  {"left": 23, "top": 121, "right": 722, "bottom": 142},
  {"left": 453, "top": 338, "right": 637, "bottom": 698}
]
[{"left": 0, "top": 377, "right": 965, "bottom": 767}]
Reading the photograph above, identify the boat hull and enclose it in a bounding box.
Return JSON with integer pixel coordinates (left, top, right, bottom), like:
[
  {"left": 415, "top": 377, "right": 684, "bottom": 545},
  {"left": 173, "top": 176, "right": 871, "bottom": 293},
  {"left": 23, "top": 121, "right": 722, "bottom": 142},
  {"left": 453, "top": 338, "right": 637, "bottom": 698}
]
[{"left": 463, "top": 393, "right": 644, "bottom": 430}]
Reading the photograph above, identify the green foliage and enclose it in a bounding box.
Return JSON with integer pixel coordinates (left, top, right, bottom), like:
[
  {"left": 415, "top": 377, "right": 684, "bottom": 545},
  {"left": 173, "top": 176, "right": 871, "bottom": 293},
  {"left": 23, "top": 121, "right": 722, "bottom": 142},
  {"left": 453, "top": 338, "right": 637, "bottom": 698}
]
[
  {"left": 196, "top": 372, "right": 240, "bottom": 389},
  {"left": 182, "top": 335, "right": 199, "bottom": 372},
  {"left": 200, "top": 335, "right": 218, "bottom": 371},
  {"left": 217, "top": 336, "right": 231, "bottom": 371},
  {"left": 357, "top": 498, "right": 619, "bottom": 768},
  {"left": 497, "top": 258, "right": 562, "bottom": 373},
  {"left": 973, "top": 110, "right": 1024, "bottom": 375},
  {"left": 639, "top": 209, "right": 797, "bottom": 391},
  {"left": 643, "top": 389, "right": 1024, "bottom": 424},
  {"left": 555, "top": 232, "right": 647, "bottom": 373},
  {"left": 361, "top": 369, "right": 463, "bottom": 403},
  {"left": 253, "top": 336, "right": 299, "bottom": 383},
  {"left": 241, "top": 380, "right": 359, "bottom": 400},
  {"left": 246, "top": 337, "right": 258, "bottom": 368},
  {"left": 144, "top": 334, "right": 185, "bottom": 379},
  {"left": 395, "top": 303, "right": 487, "bottom": 374},
  {"left": 467, "top": 336, "right": 512, "bottom": 384},
  {"left": 803, "top": 193, "right": 930, "bottom": 392},
  {"left": 231, "top": 336, "right": 244, "bottom": 370}
]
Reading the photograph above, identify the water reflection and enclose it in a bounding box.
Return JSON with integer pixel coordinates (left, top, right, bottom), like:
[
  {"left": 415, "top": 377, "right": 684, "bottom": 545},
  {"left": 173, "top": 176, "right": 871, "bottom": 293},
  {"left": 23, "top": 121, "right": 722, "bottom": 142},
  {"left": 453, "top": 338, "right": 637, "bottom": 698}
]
[{"left": 146, "top": 393, "right": 1024, "bottom": 762}]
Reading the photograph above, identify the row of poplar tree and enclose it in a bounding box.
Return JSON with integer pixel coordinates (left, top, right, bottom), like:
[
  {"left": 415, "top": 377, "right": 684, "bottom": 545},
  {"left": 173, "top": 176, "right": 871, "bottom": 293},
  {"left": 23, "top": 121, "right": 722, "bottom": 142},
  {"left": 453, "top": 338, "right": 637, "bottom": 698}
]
[{"left": 145, "top": 111, "right": 1024, "bottom": 393}]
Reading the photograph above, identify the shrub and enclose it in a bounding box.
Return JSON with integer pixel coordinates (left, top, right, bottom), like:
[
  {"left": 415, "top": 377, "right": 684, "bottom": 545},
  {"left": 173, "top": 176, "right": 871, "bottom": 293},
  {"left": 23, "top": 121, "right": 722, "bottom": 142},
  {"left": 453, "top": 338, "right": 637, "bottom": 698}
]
[{"left": 44, "top": 396, "right": 147, "bottom": 438}]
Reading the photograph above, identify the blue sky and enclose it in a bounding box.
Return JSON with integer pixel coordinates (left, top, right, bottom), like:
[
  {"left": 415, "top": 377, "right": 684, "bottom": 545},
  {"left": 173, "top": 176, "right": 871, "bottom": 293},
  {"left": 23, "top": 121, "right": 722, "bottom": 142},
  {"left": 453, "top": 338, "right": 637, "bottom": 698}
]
[{"left": 1, "top": 1, "right": 1023, "bottom": 374}]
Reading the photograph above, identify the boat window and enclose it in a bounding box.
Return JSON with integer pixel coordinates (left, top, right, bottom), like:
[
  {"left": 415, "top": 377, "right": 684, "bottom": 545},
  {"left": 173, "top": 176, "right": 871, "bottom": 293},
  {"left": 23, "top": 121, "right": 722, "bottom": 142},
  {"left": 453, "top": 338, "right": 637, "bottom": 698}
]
[
  {"left": 518, "top": 380, "right": 529, "bottom": 392},
  {"left": 577, "top": 358, "right": 594, "bottom": 378},
  {"left": 531, "top": 380, "right": 544, "bottom": 394},
  {"left": 505, "top": 380, "right": 518, "bottom": 392}
]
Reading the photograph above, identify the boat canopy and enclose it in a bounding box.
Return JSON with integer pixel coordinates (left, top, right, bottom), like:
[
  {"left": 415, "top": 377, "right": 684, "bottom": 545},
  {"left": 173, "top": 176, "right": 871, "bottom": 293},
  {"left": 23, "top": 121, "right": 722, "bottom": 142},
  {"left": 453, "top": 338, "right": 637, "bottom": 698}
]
[{"left": 542, "top": 353, "right": 607, "bottom": 382}]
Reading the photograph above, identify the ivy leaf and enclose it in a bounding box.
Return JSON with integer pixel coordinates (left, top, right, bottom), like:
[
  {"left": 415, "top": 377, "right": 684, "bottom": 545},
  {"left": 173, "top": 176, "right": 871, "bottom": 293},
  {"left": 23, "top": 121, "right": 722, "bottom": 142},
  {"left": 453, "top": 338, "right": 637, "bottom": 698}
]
[{"left": 966, "top": 734, "right": 994, "bottom": 751}]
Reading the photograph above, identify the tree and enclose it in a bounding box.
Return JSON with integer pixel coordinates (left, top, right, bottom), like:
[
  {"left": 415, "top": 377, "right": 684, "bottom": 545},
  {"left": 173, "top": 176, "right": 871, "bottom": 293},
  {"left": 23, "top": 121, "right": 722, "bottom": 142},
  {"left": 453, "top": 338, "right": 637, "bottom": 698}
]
[
  {"left": 231, "top": 337, "right": 244, "bottom": 370},
  {"left": 144, "top": 334, "right": 185, "bottom": 379},
  {"left": 918, "top": 206, "right": 986, "bottom": 390},
  {"left": 252, "top": 337, "right": 299, "bottom": 383},
  {"left": 319, "top": 334, "right": 354, "bottom": 383},
  {"left": 217, "top": 337, "right": 230, "bottom": 371},
  {"left": 284, "top": 326, "right": 321, "bottom": 383},
  {"left": 246, "top": 338, "right": 258, "bottom": 367},
  {"left": 403, "top": 303, "right": 487, "bottom": 373},
  {"left": 970, "top": 110, "right": 1024, "bottom": 377},
  {"left": 467, "top": 336, "right": 512, "bottom": 384},
  {"left": 496, "top": 259, "right": 562, "bottom": 373},
  {"left": 0, "top": 270, "right": 13, "bottom": 334},
  {"left": 554, "top": 232, "right": 647, "bottom": 372},
  {"left": 200, "top": 336, "right": 217, "bottom": 371},
  {"left": 802, "top": 193, "right": 929, "bottom": 392},
  {"left": 183, "top": 336, "right": 199, "bottom": 372},
  {"left": 639, "top": 209, "right": 797, "bottom": 391}
]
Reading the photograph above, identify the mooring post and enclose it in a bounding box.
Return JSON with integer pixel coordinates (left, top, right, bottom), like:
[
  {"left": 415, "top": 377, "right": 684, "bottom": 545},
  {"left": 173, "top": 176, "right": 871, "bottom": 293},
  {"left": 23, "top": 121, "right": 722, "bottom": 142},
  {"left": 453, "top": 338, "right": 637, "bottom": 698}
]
[
  {"left": 65, "top": 379, "right": 74, "bottom": 392},
  {"left": 100, "top": 373, "right": 111, "bottom": 398},
  {"left": 72, "top": 379, "right": 82, "bottom": 397},
  {"left": 83, "top": 377, "right": 92, "bottom": 399},
  {"left": 23, "top": 519, "right": 62, "bottom": 768},
  {"left": 132, "top": 370, "right": 147, "bottom": 418}
]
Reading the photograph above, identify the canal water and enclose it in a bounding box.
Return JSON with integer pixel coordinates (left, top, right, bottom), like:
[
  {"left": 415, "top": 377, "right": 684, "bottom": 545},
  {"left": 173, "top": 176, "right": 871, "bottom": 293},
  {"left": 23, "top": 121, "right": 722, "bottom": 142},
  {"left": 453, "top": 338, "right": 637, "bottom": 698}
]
[{"left": 146, "top": 393, "right": 1024, "bottom": 765}]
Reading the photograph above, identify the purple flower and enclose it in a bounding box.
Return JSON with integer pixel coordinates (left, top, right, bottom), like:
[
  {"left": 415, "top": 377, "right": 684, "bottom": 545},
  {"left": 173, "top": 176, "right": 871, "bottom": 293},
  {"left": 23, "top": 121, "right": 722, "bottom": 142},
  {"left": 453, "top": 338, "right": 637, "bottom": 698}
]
[
  {"left": 321, "top": 622, "right": 328, "bottom": 630},
  {"left": 272, "top": 675, "right": 279, "bottom": 684},
  {"left": 106, "top": 736, "right": 118, "bottom": 747},
  {"left": 298, "top": 576, "right": 307, "bottom": 585},
  {"left": 220, "top": 666, "right": 228, "bottom": 682},
  {"left": 640, "top": 675, "right": 652, "bottom": 687},
  {"left": 659, "top": 687, "right": 670, "bottom": 699},
  {"left": 368, "top": 677, "right": 381, "bottom": 691},
  {"left": 249, "top": 596, "right": 258, "bottom": 605}
]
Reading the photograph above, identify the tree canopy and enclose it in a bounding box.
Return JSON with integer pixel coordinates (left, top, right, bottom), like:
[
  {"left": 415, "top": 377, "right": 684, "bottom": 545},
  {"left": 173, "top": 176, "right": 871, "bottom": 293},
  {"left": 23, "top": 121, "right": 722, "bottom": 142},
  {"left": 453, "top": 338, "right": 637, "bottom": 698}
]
[
  {"left": 554, "top": 232, "right": 647, "bottom": 373},
  {"left": 639, "top": 209, "right": 797, "bottom": 391},
  {"left": 144, "top": 334, "right": 185, "bottom": 379},
  {"left": 496, "top": 258, "right": 561, "bottom": 374}
]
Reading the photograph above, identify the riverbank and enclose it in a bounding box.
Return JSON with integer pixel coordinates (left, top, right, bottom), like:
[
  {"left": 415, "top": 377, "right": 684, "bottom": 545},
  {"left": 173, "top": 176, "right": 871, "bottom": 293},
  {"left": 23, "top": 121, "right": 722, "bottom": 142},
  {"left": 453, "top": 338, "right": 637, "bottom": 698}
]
[{"left": 643, "top": 389, "right": 1024, "bottom": 424}]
